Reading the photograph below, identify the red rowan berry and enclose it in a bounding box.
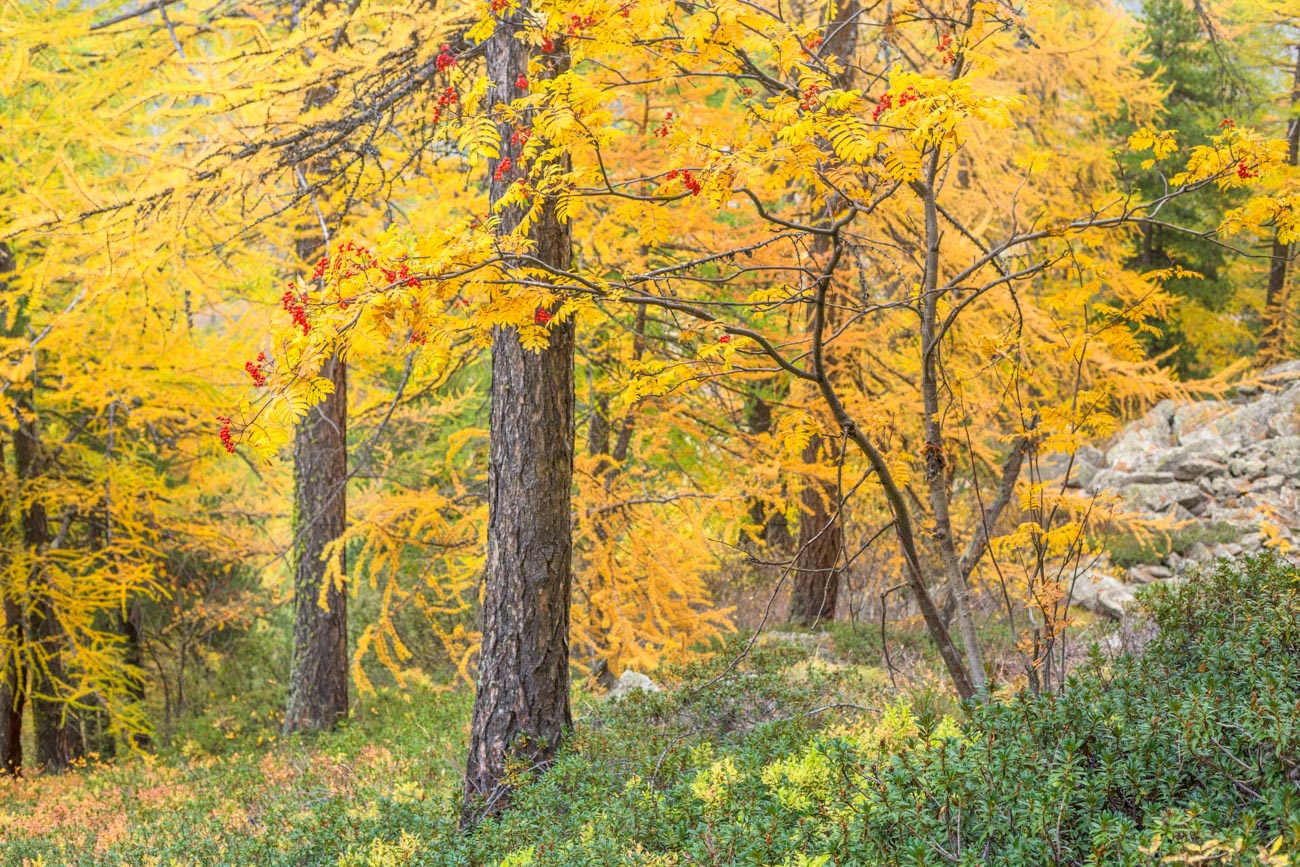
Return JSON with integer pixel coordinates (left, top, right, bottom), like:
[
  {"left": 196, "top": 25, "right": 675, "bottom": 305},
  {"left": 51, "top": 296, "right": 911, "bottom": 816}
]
[
  {"left": 437, "top": 44, "right": 456, "bottom": 72},
  {"left": 217, "top": 416, "right": 236, "bottom": 454}
]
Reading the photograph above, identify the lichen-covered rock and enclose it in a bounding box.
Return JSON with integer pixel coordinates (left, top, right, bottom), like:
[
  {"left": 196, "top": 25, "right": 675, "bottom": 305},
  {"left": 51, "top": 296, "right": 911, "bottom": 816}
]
[{"left": 609, "top": 670, "right": 659, "bottom": 699}]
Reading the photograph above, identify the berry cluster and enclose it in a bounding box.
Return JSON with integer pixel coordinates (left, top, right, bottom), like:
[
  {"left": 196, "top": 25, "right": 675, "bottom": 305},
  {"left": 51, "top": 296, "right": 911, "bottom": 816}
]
[
  {"left": 436, "top": 44, "right": 456, "bottom": 72},
  {"left": 871, "top": 87, "right": 917, "bottom": 121},
  {"left": 217, "top": 416, "right": 236, "bottom": 454},
  {"left": 654, "top": 111, "right": 674, "bottom": 138},
  {"left": 510, "top": 127, "right": 532, "bottom": 147},
  {"left": 541, "top": 35, "right": 556, "bottom": 53},
  {"left": 665, "top": 168, "right": 702, "bottom": 195},
  {"left": 718, "top": 334, "right": 732, "bottom": 343},
  {"left": 566, "top": 13, "right": 595, "bottom": 36},
  {"left": 380, "top": 262, "right": 418, "bottom": 288},
  {"left": 799, "top": 84, "right": 820, "bottom": 111},
  {"left": 495, "top": 156, "right": 513, "bottom": 181},
  {"left": 740, "top": 86, "right": 754, "bottom": 97},
  {"left": 282, "top": 289, "right": 311, "bottom": 335},
  {"left": 245, "top": 351, "right": 268, "bottom": 387},
  {"left": 1237, "top": 161, "right": 1257, "bottom": 180},
  {"left": 534, "top": 306, "right": 553, "bottom": 325},
  {"left": 431, "top": 86, "right": 457, "bottom": 124},
  {"left": 938, "top": 33, "right": 956, "bottom": 64},
  {"left": 409, "top": 330, "right": 427, "bottom": 346},
  {"left": 1220, "top": 118, "right": 1235, "bottom": 129},
  {"left": 490, "top": 0, "right": 508, "bottom": 12}
]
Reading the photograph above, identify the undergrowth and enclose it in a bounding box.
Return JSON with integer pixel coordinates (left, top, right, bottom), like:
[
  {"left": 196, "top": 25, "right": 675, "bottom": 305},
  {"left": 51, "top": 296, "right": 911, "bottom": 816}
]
[{"left": 2, "top": 555, "right": 1297, "bottom": 866}]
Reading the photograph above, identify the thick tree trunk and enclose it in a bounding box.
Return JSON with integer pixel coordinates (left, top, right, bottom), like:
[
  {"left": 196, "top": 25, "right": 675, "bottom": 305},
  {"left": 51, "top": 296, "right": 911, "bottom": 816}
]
[
  {"left": 463, "top": 7, "right": 575, "bottom": 824},
  {"left": 1261, "top": 44, "right": 1300, "bottom": 363},
  {"left": 14, "top": 401, "right": 83, "bottom": 771},
  {"left": 285, "top": 353, "right": 349, "bottom": 733},
  {"left": 789, "top": 436, "right": 842, "bottom": 627}
]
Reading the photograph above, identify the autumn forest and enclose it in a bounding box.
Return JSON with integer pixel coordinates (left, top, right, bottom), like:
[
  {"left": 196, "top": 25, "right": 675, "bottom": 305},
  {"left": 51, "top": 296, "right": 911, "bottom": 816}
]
[{"left": 1, "top": 0, "right": 1299, "bottom": 862}]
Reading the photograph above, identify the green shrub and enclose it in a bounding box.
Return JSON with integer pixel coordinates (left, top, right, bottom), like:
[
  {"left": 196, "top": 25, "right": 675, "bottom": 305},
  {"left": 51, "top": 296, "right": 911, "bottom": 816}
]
[
  {"left": 3, "top": 557, "right": 1298, "bottom": 866},
  {"left": 1102, "top": 521, "right": 1241, "bottom": 568},
  {"left": 446, "top": 554, "right": 1300, "bottom": 866}
]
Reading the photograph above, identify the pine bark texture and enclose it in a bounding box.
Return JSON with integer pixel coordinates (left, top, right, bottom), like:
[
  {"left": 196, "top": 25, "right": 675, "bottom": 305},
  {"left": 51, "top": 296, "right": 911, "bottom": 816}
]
[
  {"left": 463, "top": 8, "right": 575, "bottom": 823},
  {"left": 285, "top": 353, "right": 350, "bottom": 733}
]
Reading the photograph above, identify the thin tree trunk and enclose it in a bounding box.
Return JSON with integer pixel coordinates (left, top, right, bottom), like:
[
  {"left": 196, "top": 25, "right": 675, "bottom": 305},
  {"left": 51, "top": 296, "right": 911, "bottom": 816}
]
[
  {"left": 919, "top": 156, "right": 987, "bottom": 694},
  {"left": 285, "top": 353, "right": 349, "bottom": 733},
  {"left": 787, "top": 0, "right": 861, "bottom": 625},
  {"left": 463, "top": 7, "right": 575, "bottom": 824},
  {"left": 0, "top": 247, "right": 23, "bottom": 775},
  {"left": 1261, "top": 43, "right": 1300, "bottom": 363}
]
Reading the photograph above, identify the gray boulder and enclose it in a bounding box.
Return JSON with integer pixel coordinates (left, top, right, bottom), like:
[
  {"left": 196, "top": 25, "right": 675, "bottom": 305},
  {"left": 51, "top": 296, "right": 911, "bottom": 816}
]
[{"left": 609, "top": 670, "right": 660, "bottom": 699}]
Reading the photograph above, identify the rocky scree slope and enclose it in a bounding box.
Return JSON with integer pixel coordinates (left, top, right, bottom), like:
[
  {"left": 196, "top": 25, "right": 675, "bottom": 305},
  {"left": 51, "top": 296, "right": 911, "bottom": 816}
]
[{"left": 1050, "top": 361, "right": 1300, "bottom": 618}]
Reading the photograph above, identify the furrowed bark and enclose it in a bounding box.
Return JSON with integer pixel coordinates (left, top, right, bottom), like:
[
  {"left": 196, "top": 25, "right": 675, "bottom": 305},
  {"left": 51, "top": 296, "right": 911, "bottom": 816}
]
[
  {"left": 463, "top": 6, "right": 575, "bottom": 825},
  {"left": 285, "top": 353, "right": 350, "bottom": 733}
]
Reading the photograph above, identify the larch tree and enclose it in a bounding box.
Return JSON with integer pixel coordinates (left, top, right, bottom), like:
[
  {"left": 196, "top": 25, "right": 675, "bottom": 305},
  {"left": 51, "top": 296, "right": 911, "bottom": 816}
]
[{"left": 462, "top": 3, "right": 576, "bottom": 823}]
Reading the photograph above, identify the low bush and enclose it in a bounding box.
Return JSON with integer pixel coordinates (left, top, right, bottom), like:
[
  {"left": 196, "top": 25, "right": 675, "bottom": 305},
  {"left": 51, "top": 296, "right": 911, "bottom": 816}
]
[{"left": 2, "top": 555, "right": 1297, "bottom": 866}]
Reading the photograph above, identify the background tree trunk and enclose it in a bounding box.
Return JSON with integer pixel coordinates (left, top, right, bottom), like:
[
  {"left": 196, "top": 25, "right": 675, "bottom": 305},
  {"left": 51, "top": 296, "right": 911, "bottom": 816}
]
[
  {"left": 463, "top": 7, "right": 575, "bottom": 824},
  {"left": 789, "top": 436, "right": 843, "bottom": 626},
  {"left": 0, "top": 246, "right": 23, "bottom": 774},
  {"left": 14, "top": 397, "right": 83, "bottom": 771},
  {"left": 0, "top": 591, "right": 25, "bottom": 775},
  {"left": 787, "top": 1, "right": 860, "bottom": 625},
  {"left": 285, "top": 353, "right": 350, "bottom": 733},
  {"left": 1260, "top": 44, "right": 1299, "bottom": 363}
]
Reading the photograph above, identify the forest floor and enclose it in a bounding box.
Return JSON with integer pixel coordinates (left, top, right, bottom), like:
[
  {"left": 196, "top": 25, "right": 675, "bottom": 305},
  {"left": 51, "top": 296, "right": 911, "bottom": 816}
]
[
  {"left": 2, "top": 559, "right": 1297, "bottom": 867},
  {"left": 0, "top": 628, "right": 932, "bottom": 866}
]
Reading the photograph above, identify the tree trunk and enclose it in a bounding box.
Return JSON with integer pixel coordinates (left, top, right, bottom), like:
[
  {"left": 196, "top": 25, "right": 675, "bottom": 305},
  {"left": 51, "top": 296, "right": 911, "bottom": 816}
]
[
  {"left": 285, "top": 353, "right": 349, "bottom": 733},
  {"left": 0, "top": 247, "right": 23, "bottom": 775},
  {"left": 1260, "top": 44, "right": 1300, "bottom": 363},
  {"left": 919, "top": 162, "right": 987, "bottom": 695},
  {"left": 463, "top": 7, "right": 575, "bottom": 825},
  {"left": 789, "top": 436, "right": 842, "bottom": 627},
  {"left": 787, "top": 0, "right": 862, "bottom": 625},
  {"left": 0, "top": 593, "right": 25, "bottom": 775},
  {"left": 14, "top": 398, "right": 83, "bottom": 771},
  {"left": 121, "top": 599, "right": 149, "bottom": 749}
]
